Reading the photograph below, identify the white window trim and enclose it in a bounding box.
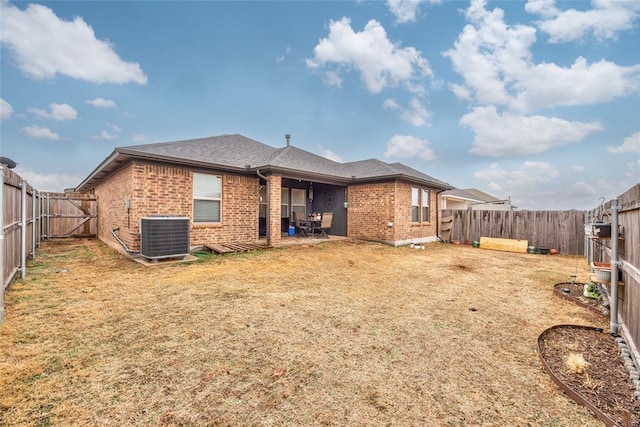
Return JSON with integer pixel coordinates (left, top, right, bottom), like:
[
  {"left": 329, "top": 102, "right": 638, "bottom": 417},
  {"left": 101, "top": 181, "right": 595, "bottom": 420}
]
[
  {"left": 193, "top": 173, "right": 222, "bottom": 224},
  {"left": 422, "top": 189, "right": 430, "bottom": 223}
]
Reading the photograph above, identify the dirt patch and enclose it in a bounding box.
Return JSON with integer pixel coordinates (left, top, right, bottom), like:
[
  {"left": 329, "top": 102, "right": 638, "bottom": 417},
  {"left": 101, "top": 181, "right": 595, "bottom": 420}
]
[
  {"left": 539, "top": 326, "right": 640, "bottom": 426},
  {"left": 0, "top": 239, "right": 615, "bottom": 426}
]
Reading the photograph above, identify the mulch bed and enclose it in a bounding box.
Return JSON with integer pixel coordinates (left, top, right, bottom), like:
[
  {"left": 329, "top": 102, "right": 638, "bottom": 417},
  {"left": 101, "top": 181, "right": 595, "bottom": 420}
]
[
  {"left": 554, "top": 282, "right": 607, "bottom": 315},
  {"left": 540, "top": 322, "right": 640, "bottom": 424}
]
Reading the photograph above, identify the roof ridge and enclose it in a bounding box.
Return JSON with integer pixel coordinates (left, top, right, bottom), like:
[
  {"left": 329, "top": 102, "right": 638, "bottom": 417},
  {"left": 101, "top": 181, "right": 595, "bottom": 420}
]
[{"left": 117, "top": 133, "right": 242, "bottom": 151}]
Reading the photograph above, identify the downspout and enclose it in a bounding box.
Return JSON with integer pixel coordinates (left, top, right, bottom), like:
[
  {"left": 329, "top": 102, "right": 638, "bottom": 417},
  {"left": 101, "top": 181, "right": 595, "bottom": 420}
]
[
  {"left": 609, "top": 198, "right": 620, "bottom": 336},
  {"left": 256, "top": 169, "right": 270, "bottom": 245},
  {"left": 435, "top": 188, "right": 449, "bottom": 243}
]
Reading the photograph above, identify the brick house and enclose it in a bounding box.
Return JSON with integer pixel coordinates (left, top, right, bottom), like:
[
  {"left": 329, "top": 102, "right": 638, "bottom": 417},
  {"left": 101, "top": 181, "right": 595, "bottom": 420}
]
[{"left": 75, "top": 134, "right": 452, "bottom": 254}]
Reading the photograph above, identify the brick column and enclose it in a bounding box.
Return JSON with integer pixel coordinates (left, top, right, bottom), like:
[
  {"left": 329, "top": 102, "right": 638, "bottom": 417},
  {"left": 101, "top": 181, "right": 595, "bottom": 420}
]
[{"left": 268, "top": 174, "right": 282, "bottom": 245}]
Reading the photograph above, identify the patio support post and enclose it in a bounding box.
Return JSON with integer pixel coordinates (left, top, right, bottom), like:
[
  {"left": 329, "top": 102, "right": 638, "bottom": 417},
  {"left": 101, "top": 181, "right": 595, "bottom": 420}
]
[
  {"left": 610, "top": 198, "right": 620, "bottom": 336},
  {"left": 266, "top": 174, "right": 282, "bottom": 246}
]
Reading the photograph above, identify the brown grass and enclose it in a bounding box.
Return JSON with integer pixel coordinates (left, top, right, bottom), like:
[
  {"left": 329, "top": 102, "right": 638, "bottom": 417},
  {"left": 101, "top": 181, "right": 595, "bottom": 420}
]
[{"left": 1, "top": 238, "right": 608, "bottom": 426}]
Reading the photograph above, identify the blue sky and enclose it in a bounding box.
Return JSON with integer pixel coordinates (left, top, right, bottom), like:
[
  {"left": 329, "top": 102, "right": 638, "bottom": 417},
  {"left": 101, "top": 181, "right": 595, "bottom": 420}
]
[{"left": 1, "top": 0, "right": 638, "bottom": 210}]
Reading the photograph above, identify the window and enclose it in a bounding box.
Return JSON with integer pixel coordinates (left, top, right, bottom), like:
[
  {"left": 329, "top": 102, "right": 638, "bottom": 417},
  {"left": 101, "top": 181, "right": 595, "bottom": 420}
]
[
  {"left": 193, "top": 173, "right": 221, "bottom": 223},
  {"left": 281, "top": 187, "right": 289, "bottom": 218},
  {"left": 422, "top": 189, "right": 430, "bottom": 222},
  {"left": 411, "top": 187, "right": 420, "bottom": 222},
  {"left": 291, "top": 188, "right": 306, "bottom": 219},
  {"left": 411, "top": 187, "right": 431, "bottom": 223},
  {"left": 259, "top": 185, "right": 267, "bottom": 218}
]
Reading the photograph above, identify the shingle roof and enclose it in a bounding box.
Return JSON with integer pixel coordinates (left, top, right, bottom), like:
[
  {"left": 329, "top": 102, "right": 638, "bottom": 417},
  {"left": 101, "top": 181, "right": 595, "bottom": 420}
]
[
  {"left": 76, "top": 134, "right": 452, "bottom": 191},
  {"left": 442, "top": 188, "right": 501, "bottom": 202}
]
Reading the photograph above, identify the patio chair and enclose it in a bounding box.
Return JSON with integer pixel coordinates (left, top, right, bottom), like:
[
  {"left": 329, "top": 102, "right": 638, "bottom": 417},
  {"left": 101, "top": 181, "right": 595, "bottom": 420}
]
[
  {"left": 292, "top": 211, "right": 312, "bottom": 236},
  {"left": 313, "top": 212, "right": 333, "bottom": 238}
]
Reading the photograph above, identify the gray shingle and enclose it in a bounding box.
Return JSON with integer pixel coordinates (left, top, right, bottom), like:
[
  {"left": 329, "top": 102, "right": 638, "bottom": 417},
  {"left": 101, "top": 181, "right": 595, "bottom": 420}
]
[{"left": 77, "top": 133, "right": 452, "bottom": 191}]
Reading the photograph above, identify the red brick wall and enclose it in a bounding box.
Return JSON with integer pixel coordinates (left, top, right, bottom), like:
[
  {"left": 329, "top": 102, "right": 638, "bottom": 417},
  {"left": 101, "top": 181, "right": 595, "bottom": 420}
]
[
  {"left": 94, "top": 163, "right": 135, "bottom": 252},
  {"left": 347, "top": 181, "right": 396, "bottom": 242},
  {"left": 347, "top": 180, "right": 438, "bottom": 245},
  {"left": 93, "top": 161, "right": 260, "bottom": 254},
  {"left": 191, "top": 173, "right": 259, "bottom": 245},
  {"left": 267, "top": 174, "right": 282, "bottom": 246},
  {"left": 393, "top": 181, "right": 437, "bottom": 243}
]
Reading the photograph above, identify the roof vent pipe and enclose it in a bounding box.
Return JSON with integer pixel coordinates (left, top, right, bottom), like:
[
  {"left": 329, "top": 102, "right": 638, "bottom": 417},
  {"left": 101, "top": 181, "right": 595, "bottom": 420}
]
[{"left": 285, "top": 134, "right": 291, "bottom": 147}]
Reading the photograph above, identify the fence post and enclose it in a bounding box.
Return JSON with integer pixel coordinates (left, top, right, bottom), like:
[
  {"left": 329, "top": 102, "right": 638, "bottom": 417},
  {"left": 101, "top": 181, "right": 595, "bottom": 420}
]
[
  {"left": 32, "top": 189, "right": 37, "bottom": 260},
  {"left": 0, "top": 166, "right": 5, "bottom": 323},
  {"left": 46, "top": 194, "right": 50, "bottom": 239},
  {"left": 20, "top": 179, "right": 27, "bottom": 279},
  {"left": 610, "top": 198, "right": 620, "bottom": 336}
]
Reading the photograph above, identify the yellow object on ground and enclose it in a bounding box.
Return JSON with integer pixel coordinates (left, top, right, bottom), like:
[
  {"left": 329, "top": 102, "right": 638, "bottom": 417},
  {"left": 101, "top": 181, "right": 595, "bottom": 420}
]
[{"left": 479, "top": 237, "right": 528, "bottom": 253}]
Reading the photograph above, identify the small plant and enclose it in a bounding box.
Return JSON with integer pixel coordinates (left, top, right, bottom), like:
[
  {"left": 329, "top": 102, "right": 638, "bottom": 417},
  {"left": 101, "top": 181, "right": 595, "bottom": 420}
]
[
  {"left": 565, "top": 353, "right": 589, "bottom": 374},
  {"left": 583, "top": 282, "right": 600, "bottom": 299}
]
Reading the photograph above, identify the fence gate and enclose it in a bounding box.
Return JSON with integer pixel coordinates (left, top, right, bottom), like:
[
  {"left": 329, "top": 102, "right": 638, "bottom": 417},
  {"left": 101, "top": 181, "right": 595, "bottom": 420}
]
[{"left": 42, "top": 193, "right": 97, "bottom": 238}]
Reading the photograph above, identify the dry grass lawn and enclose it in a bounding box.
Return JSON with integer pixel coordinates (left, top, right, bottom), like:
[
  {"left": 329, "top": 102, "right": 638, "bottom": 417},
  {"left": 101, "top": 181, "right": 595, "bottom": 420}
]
[{"left": 1, "top": 238, "right": 609, "bottom": 426}]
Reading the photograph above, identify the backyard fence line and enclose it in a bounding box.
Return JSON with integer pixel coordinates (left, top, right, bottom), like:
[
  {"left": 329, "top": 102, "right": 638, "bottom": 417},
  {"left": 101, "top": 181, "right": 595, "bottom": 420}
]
[
  {"left": 442, "top": 208, "right": 586, "bottom": 256},
  {"left": 1, "top": 166, "right": 40, "bottom": 322},
  {"left": 1, "top": 166, "right": 99, "bottom": 322},
  {"left": 588, "top": 183, "right": 640, "bottom": 367}
]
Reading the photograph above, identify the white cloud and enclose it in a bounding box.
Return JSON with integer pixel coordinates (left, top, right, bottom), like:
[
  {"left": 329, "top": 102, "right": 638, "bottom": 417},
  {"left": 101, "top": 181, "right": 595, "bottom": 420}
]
[
  {"left": 107, "top": 123, "right": 121, "bottom": 133},
  {"left": 572, "top": 165, "right": 585, "bottom": 172},
  {"left": 0, "top": 98, "right": 13, "bottom": 120},
  {"left": 474, "top": 161, "right": 625, "bottom": 210},
  {"left": 0, "top": 2, "right": 147, "bottom": 84},
  {"left": 382, "top": 97, "right": 430, "bottom": 126},
  {"left": 525, "top": 0, "right": 640, "bottom": 43},
  {"left": 512, "top": 57, "right": 640, "bottom": 112},
  {"left": 28, "top": 103, "right": 77, "bottom": 120},
  {"left": 607, "top": 131, "right": 640, "bottom": 153},
  {"left": 625, "top": 159, "right": 640, "bottom": 178},
  {"left": 387, "top": 0, "right": 441, "bottom": 24},
  {"left": 23, "top": 125, "right": 60, "bottom": 140},
  {"left": 400, "top": 98, "right": 430, "bottom": 126},
  {"left": 317, "top": 145, "right": 343, "bottom": 162},
  {"left": 444, "top": 0, "right": 640, "bottom": 113},
  {"left": 13, "top": 166, "right": 81, "bottom": 192},
  {"left": 91, "top": 130, "right": 118, "bottom": 140},
  {"left": 276, "top": 46, "right": 292, "bottom": 63},
  {"left": 131, "top": 133, "right": 148, "bottom": 143},
  {"left": 306, "top": 17, "right": 433, "bottom": 94},
  {"left": 475, "top": 161, "right": 559, "bottom": 189},
  {"left": 86, "top": 98, "right": 116, "bottom": 108},
  {"left": 383, "top": 98, "right": 400, "bottom": 110},
  {"left": 384, "top": 134, "right": 436, "bottom": 161},
  {"left": 324, "top": 71, "right": 343, "bottom": 88},
  {"left": 461, "top": 106, "right": 602, "bottom": 157}
]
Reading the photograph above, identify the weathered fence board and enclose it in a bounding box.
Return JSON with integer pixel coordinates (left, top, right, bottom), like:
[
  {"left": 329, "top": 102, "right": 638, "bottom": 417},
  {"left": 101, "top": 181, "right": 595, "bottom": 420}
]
[
  {"left": 42, "top": 193, "right": 97, "bottom": 238},
  {"left": 1, "top": 167, "right": 98, "bottom": 321},
  {"left": 2, "top": 167, "right": 36, "bottom": 293},
  {"left": 592, "top": 184, "right": 640, "bottom": 359},
  {"left": 443, "top": 209, "right": 586, "bottom": 255}
]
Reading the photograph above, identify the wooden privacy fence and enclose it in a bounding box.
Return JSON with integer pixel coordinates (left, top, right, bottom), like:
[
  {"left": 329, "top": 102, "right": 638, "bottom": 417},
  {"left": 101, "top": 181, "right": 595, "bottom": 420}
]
[
  {"left": 1, "top": 165, "right": 97, "bottom": 322},
  {"left": 587, "top": 184, "right": 640, "bottom": 367},
  {"left": 442, "top": 208, "right": 586, "bottom": 255}
]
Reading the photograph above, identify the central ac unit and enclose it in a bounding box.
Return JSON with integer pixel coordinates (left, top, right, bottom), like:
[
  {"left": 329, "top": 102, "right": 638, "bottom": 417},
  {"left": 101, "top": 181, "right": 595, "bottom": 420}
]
[{"left": 140, "top": 216, "right": 190, "bottom": 260}]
